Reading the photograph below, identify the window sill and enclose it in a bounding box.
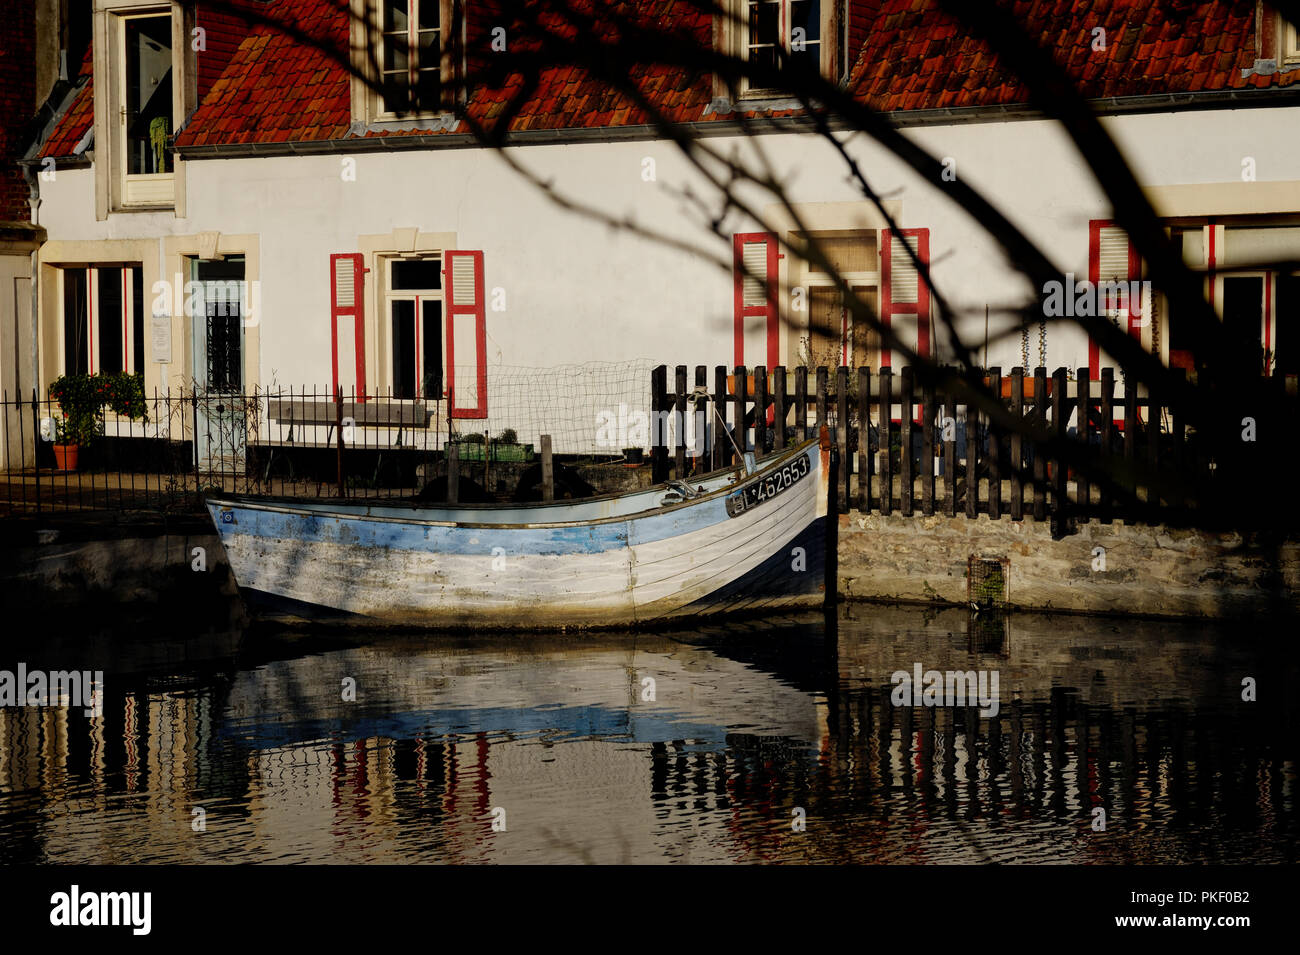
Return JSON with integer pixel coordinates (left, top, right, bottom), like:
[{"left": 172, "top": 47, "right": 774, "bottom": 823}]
[
  {"left": 119, "top": 173, "right": 175, "bottom": 210},
  {"left": 350, "top": 114, "right": 461, "bottom": 134}
]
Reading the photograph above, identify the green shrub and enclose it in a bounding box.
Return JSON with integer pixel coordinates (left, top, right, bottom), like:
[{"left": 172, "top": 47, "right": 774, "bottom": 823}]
[{"left": 49, "top": 372, "right": 148, "bottom": 446}]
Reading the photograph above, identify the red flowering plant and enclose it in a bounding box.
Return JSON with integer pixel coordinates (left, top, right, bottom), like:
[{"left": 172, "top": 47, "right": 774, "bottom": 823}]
[{"left": 48, "top": 373, "right": 148, "bottom": 446}]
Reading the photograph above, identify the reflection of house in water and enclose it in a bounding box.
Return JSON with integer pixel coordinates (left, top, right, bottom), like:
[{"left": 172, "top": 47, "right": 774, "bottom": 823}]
[{"left": 0, "top": 615, "right": 1294, "bottom": 863}]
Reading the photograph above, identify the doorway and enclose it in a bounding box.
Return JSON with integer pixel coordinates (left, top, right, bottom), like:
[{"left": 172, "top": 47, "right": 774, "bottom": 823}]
[
  {"left": 1221, "top": 276, "right": 1265, "bottom": 379},
  {"left": 190, "top": 256, "right": 246, "bottom": 472}
]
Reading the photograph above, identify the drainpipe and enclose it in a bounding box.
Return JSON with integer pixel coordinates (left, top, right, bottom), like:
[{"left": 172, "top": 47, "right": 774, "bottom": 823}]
[{"left": 24, "top": 163, "right": 41, "bottom": 398}]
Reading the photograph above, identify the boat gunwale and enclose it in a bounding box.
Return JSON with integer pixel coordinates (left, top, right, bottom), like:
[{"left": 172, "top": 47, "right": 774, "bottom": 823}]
[{"left": 206, "top": 438, "right": 821, "bottom": 532}]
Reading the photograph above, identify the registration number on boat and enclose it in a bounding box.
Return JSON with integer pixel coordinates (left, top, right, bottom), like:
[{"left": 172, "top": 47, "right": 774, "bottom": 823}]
[{"left": 725, "top": 453, "right": 811, "bottom": 518}]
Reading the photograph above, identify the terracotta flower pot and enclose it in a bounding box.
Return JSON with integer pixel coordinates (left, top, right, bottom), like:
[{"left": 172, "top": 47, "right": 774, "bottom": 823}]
[{"left": 53, "top": 443, "right": 79, "bottom": 472}]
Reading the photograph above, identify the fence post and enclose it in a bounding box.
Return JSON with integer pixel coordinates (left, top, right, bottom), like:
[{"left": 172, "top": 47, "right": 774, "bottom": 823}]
[
  {"left": 651, "top": 365, "right": 668, "bottom": 482},
  {"left": 900, "top": 366, "right": 914, "bottom": 517},
  {"left": 773, "top": 366, "right": 788, "bottom": 451},
  {"left": 1076, "top": 367, "right": 1091, "bottom": 522},
  {"left": 1146, "top": 376, "right": 1160, "bottom": 523},
  {"left": 921, "top": 374, "right": 935, "bottom": 516},
  {"left": 824, "top": 439, "right": 839, "bottom": 611},
  {"left": 944, "top": 388, "right": 956, "bottom": 517},
  {"left": 754, "top": 365, "right": 768, "bottom": 456},
  {"left": 735, "top": 366, "right": 749, "bottom": 456},
  {"left": 1051, "top": 367, "right": 1068, "bottom": 538},
  {"left": 713, "top": 365, "right": 728, "bottom": 469},
  {"left": 879, "top": 368, "right": 893, "bottom": 515},
  {"left": 191, "top": 392, "right": 200, "bottom": 497},
  {"left": 1032, "top": 367, "right": 1047, "bottom": 522},
  {"left": 541, "top": 434, "right": 554, "bottom": 502},
  {"left": 335, "top": 385, "right": 346, "bottom": 498},
  {"left": 674, "top": 365, "right": 687, "bottom": 478},
  {"left": 1170, "top": 368, "right": 1187, "bottom": 516},
  {"left": 1100, "top": 368, "right": 1114, "bottom": 524},
  {"left": 815, "top": 366, "right": 828, "bottom": 438},
  {"left": 857, "top": 367, "right": 870, "bottom": 514},
  {"left": 988, "top": 367, "right": 1002, "bottom": 519},
  {"left": 694, "top": 365, "right": 708, "bottom": 467},
  {"left": 964, "top": 375, "right": 978, "bottom": 520},
  {"left": 1010, "top": 368, "right": 1024, "bottom": 521},
  {"left": 795, "top": 366, "right": 809, "bottom": 440},
  {"left": 30, "top": 389, "right": 39, "bottom": 514},
  {"left": 1123, "top": 372, "right": 1137, "bottom": 520},
  {"left": 836, "top": 365, "right": 849, "bottom": 513}
]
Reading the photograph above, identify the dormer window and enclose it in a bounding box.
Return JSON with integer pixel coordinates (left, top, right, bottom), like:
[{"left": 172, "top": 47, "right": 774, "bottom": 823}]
[
  {"left": 379, "top": 0, "right": 442, "bottom": 114},
  {"left": 1282, "top": 16, "right": 1300, "bottom": 64},
  {"left": 716, "top": 0, "right": 841, "bottom": 100},
  {"left": 352, "top": 0, "right": 460, "bottom": 122},
  {"left": 123, "top": 14, "right": 173, "bottom": 178},
  {"left": 95, "top": 1, "right": 192, "bottom": 215},
  {"left": 745, "top": 1, "right": 821, "bottom": 82}
]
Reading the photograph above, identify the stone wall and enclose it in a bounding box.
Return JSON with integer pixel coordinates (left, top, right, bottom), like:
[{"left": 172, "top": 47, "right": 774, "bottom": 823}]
[
  {"left": 838, "top": 513, "right": 1300, "bottom": 619},
  {"left": 0, "top": 513, "right": 246, "bottom": 630}
]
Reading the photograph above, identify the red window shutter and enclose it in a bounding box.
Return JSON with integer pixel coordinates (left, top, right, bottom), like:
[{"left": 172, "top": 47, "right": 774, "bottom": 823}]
[
  {"left": 330, "top": 253, "right": 366, "bottom": 399},
  {"left": 1087, "top": 220, "right": 1139, "bottom": 379},
  {"left": 732, "top": 232, "right": 779, "bottom": 369},
  {"left": 880, "top": 228, "right": 930, "bottom": 369},
  {"left": 444, "top": 249, "right": 487, "bottom": 419}
]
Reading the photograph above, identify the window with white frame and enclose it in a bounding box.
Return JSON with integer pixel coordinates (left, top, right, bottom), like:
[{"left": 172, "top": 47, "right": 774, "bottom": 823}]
[
  {"left": 60, "top": 265, "right": 145, "bottom": 377},
  {"left": 733, "top": 0, "right": 838, "bottom": 97},
  {"left": 384, "top": 255, "right": 444, "bottom": 400},
  {"left": 1282, "top": 17, "right": 1300, "bottom": 64},
  {"left": 354, "top": 0, "right": 458, "bottom": 120},
  {"left": 107, "top": 6, "right": 181, "bottom": 208}
]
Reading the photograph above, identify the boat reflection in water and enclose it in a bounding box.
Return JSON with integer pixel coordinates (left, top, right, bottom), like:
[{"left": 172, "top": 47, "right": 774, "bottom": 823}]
[{"left": 0, "top": 606, "right": 1295, "bottom": 863}]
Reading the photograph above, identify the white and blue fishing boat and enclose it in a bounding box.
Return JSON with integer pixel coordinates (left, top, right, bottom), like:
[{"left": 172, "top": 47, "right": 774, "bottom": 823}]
[{"left": 205, "top": 434, "right": 832, "bottom": 628}]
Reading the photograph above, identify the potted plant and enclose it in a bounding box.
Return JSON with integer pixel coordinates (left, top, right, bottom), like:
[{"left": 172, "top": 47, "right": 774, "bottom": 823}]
[
  {"left": 448, "top": 432, "right": 487, "bottom": 461},
  {"left": 48, "top": 372, "right": 148, "bottom": 471},
  {"left": 491, "top": 428, "right": 533, "bottom": 463}
]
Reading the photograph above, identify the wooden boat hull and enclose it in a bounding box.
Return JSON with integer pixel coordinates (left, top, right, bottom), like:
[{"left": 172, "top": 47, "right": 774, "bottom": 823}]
[{"left": 206, "top": 439, "right": 829, "bottom": 628}]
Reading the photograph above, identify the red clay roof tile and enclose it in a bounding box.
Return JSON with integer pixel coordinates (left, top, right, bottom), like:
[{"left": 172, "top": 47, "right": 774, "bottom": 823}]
[{"left": 31, "top": 0, "right": 1287, "bottom": 159}]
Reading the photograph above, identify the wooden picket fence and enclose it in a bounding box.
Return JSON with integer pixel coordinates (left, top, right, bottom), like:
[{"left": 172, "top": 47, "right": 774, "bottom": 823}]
[{"left": 650, "top": 363, "right": 1295, "bottom": 536}]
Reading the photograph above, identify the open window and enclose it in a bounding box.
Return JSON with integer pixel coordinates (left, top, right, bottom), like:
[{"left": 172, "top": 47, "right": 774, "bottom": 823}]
[
  {"left": 99, "top": 3, "right": 188, "bottom": 211},
  {"left": 791, "top": 230, "right": 880, "bottom": 370},
  {"left": 717, "top": 1, "right": 842, "bottom": 99},
  {"left": 385, "top": 255, "right": 444, "bottom": 400},
  {"left": 352, "top": 0, "right": 461, "bottom": 121}
]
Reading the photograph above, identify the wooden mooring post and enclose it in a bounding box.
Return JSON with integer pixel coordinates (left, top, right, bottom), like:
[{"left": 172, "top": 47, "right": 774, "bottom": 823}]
[
  {"left": 447, "top": 443, "right": 460, "bottom": 504},
  {"left": 541, "top": 434, "right": 554, "bottom": 502}
]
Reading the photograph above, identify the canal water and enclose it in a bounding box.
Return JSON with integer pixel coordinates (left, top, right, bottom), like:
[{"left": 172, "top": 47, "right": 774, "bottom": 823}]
[{"left": 1, "top": 605, "right": 1295, "bottom": 864}]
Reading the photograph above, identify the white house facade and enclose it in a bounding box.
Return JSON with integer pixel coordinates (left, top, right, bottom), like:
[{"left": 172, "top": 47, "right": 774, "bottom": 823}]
[{"left": 20, "top": 0, "right": 1300, "bottom": 451}]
